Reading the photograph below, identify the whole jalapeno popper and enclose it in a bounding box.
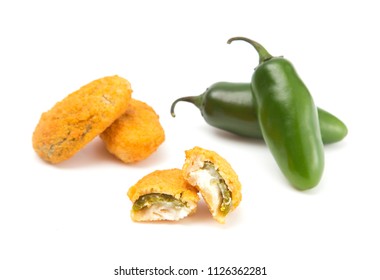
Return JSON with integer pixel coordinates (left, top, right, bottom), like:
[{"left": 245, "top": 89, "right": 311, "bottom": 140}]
[
  {"left": 32, "top": 75, "right": 132, "bottom": 164},
  {"left": 100, "top": 98, "right": 165, "bottom": 163},
  {"left": 182, "top": 146, "right": 242, "bottom": 223},
  {"left": 127, "top": 169, "right": 199, "bottom": 222}
]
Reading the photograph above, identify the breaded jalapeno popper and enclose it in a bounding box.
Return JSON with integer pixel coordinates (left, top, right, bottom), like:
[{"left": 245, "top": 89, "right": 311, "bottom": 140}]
[
  {"left": 32, "top": 76, "right": 132, "bottom": 164},
  {"left": 182, "top": 146, "right": 242, "bottom": 223},
  {"left": 100, "top": 99, "right": 165, "bottom": 163},
  {"left": 127, "top": 169, "right": 199, "bottom": 222}
]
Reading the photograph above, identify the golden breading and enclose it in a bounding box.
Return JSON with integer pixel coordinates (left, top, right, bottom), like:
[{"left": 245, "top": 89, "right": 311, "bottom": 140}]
[
  {"left": 100, "top": 99, "right": 165, "bottom": 163},
  {"left": 182, "top": 146, "right": 242, "bottom": 223},
  {"left": 32, "top": 76, "right": 132, "bottom": 164},
  {"left": 128, "top": 169, "right": 199, "bottom": 222}
]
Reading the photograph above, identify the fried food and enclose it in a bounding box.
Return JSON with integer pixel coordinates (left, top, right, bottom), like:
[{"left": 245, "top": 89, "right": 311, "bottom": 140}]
[
  {"left": 128, "top": 169, "right": 199, "bottom": 222},
  {"left": 100, "top": 99, "right": 165, "bottom": 163},
  {"left": 32, "top": 75, "right": 132, "bottom": 163},
  {"left": 182, "top": 146, "right": 242, "bottom": 223}
]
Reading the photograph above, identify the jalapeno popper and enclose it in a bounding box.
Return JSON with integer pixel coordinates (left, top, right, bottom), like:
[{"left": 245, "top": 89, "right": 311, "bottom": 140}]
[
  {"left": 182, "top": 146, "right": 242, "bottom": 223},
  {"left": 128, "top": 169, "right": 199, "bottom": 222},
  {"left": 32, "top": 75, "right": 132, "bottom": 164},
  {"left": 100, "top": 99, "right": 165, "bottom": 163}
]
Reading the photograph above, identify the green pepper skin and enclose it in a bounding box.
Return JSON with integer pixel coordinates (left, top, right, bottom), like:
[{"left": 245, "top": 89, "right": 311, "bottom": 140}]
[
  {"left": 171, "top": 82, "right": 348, "bottom": 144},
  {"left": 253, "top": 58, "right": 324, "bottom": 189},
  {"left": 317, "top": 108, "right": 348, "bottom": 144},
  {"left": 228, "top": 37, "right": 325, "bottom": 190},
  {"left": 171, "top": 82, "right": 261, "bottom": 138}
]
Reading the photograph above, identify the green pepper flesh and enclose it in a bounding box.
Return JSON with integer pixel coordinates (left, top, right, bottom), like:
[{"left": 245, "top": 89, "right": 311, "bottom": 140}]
[
  {"left": 132, "top": 193, "right": 186, "bottom": 211},
  {"left": 202, "top": 161, "right": 232, "bottom": 216}
]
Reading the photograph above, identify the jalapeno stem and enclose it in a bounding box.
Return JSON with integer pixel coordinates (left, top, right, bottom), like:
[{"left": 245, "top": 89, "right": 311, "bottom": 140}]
[
  {"left": 227, "top": 37, "right": 273, "bottom": 64},
  {"left": 170, "top": 95, "right": 203, "bottom": 117}
]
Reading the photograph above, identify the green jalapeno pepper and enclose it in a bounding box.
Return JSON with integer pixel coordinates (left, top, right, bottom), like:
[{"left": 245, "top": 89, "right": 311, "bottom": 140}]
[
  {"left": 228, "top": 37, "right": 325, "bottom": 190},
  {"left": 170, "top": 82, "right": 347, "bottom": 144}
]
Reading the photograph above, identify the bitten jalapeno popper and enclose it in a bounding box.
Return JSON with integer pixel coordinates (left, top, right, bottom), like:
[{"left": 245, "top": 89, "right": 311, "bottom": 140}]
[
  {"left": 127, "top": 169, "right": 199, "bottom": 222},
  {"left": 182, "top": 146, "right": 242, "bottom": 223}
]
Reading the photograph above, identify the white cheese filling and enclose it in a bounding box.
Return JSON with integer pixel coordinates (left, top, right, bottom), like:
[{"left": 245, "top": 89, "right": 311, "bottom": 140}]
[
  {"left": 138, "top": 202, "right": 192, "bottom": 221},
  {"left": 189, "top": 169, "right": 222, "bottom": 215}
]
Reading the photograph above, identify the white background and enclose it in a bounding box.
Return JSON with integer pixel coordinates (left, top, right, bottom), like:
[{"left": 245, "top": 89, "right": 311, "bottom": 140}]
[{"left": 1, "top": 1, "right": 379, "bottom": 279}]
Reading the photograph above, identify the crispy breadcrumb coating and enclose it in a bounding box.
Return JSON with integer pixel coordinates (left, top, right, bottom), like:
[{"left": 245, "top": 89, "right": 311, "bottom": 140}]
[
  {"left": 100, "top": 99, "right": 165, "bottom": 163},
  {"left": 32, "top": 76, "right": 132, "bottom": 163}
]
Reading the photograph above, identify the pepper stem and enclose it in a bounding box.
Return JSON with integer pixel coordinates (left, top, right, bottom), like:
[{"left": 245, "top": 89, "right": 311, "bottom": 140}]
[
  {"left": 227, "top": 37, "right": 273, "bottom": 64},
  {"left": 170, "top": 95, "right": 203, "bottom": 117}
]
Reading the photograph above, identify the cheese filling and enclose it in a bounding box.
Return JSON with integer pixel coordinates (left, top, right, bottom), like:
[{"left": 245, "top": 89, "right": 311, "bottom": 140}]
[
  {"left": 189, "top": 162, "right": 231, "bottom": 216},
  {"left": 137, "top": 203, "right": 191, "bottom": 221}
]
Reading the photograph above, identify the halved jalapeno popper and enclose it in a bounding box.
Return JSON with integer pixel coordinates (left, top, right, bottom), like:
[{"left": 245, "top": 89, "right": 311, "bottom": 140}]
[
  {"left": 127, "top": 169, "right": 199, "bottom": 222},
  {"left": 182, "top": 146, "right": 242, "bottom": 223}
]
